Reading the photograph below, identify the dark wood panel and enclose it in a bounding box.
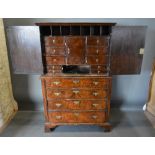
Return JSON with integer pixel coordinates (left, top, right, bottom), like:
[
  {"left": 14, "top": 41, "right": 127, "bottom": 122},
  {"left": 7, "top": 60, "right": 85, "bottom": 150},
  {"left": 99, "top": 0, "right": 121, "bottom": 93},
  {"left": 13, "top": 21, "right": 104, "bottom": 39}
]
[
  {"left": 6, "top": 26, "right": 43, "bottom": 74},
  {"left": 111, "top": 26, "right": 147, "bottom": 75}
]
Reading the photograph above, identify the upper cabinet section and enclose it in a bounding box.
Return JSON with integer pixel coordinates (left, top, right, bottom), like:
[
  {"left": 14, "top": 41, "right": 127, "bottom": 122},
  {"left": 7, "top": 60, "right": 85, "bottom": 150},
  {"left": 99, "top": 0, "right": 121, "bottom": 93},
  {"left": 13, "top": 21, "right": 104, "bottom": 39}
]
[
  {"left": 111, "top": 26, "right": 147, "bottom": 75},
  {"left": 6, "top": 26, "right": 43, "bottom": 74}
]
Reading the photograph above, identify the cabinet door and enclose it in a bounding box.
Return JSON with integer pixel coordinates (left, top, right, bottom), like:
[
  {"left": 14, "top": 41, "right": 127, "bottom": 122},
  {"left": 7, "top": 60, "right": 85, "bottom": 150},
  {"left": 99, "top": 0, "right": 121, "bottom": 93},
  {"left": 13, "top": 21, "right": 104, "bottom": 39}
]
[
  {"left": 6, "top": 26, "right": 43, "bottom": 74},
  {"left": 111, "top": 26, "right": 147, "bottom": 75}
]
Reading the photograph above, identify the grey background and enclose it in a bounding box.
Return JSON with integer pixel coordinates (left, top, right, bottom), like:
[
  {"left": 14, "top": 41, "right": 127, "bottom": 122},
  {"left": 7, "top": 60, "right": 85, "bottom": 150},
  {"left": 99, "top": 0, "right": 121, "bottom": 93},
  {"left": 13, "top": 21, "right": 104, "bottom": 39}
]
[{"left": 3, "top": 18, "right": 155, "bottom": 111}]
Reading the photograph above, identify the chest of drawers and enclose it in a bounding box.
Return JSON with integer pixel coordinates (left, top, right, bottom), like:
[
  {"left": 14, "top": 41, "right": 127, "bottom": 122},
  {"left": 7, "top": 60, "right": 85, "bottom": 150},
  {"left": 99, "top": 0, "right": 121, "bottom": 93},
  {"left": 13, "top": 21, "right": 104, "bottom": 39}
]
[
  {"left": 6, "top": 23, "right": 147, "bottom": 132},
  {"left": 41, "top": 76, "right": 112, "bottom": 131}
]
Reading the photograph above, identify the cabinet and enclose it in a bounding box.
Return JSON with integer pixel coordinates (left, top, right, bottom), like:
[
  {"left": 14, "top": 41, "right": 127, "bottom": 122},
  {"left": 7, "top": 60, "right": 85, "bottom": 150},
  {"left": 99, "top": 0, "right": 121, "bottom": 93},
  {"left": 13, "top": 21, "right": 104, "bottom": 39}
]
[{"left": 6, "top": 23, "right": 147, "bottom": 132}]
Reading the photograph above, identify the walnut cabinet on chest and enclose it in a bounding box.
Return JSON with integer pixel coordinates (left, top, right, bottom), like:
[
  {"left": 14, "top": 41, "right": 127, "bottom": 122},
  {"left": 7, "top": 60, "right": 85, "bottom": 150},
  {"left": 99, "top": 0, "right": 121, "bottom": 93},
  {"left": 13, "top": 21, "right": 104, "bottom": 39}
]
[{"left": 6, "top": 23, "right": 146, "bottom": 132}]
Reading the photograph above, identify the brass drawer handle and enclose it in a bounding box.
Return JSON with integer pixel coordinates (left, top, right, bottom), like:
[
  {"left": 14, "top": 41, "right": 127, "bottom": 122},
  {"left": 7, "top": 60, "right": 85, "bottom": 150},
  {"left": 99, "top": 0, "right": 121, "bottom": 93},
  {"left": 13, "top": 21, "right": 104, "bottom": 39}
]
[
  {"left": 54, "top": 92, "right": 61, "bottom": 96},
  {"left": 93, "top": 92, "right": 98, "bottom": 96},
  {"left": 55, "top": 103, "right": 62, "bottom": 108},
  {"left": 53, "top": 81, "right": 60, "bottom": 85},
  {"left": 74, "top": 113, "right": 79, "bottom": 117},
  {"left": 96, "top": 50, "right": 99, "bottom": 54},
  {"left": 55, "top": 115, "right": 62, "bottom": 119},
  {"left": 53, "top": 39, "right": 55, "bottom": 43},
  {"left": 73, "top": 101, "right": 80, "bottom": 105},
  {"left": 53, "top": 49, "right": 56, "bottom": 54},
  {"left": 53, "top": 59, "right": 57, "bottom": 62},
  {"left": 73, "top": 90, "right": 79, "bottom": 94},
  {"left": 73, "top": 80, "right": 80, "bottom": 84},
  {"left": 96, "top": 58, "right": 99, "bottom": 62},
  {"left": 93, "top": 81, "right": 99, "bottom": 85},
  {"left": 92, "top": 115, "right": 98, "bottom": 119},
  {"left": 92, "top": 103, "right": 98, "bottom": 107}
]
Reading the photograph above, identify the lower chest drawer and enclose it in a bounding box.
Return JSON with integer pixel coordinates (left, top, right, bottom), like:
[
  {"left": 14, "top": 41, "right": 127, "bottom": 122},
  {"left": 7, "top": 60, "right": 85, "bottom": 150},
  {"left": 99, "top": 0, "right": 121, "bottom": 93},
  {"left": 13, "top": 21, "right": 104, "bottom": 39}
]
[
  {"left": 46, "top": 89, "right": 108, "bottom": 99},
  {"left": 48, "top": 99, "right": 107, "bottom": 110},
  {"left": 48, "top": 111, "right": 106, "bottom": 123}
]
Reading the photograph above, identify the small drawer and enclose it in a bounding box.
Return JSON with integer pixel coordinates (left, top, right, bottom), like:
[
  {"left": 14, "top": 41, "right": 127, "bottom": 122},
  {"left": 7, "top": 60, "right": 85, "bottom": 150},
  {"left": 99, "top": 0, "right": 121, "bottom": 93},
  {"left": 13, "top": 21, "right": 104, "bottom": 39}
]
[
  {"left": 86, "top": 55, "right": 108, "bottom": 65},
  {"left": 48, "top": 111, "right": 106, "bottom": 123},
  {"left": 45, "top": 47, "right": 66, "bottom": 55},
  {"left": 67, "top": 47, "right": 84, "bottom": 57},
  {"left": 44, "top": 36, "right": 65, "bottom": 47},
  {"left": 67, "top": 57, "right": 85, "bottom": 64},
  {"left": 86, "top": 46, "right": 108, "bottom": 55},
  {"left": 91, "top": 65, "right": 108, "bottom": 74},
  {"left": 87, "top": 36, "right": 109, "bottom": 46},
  {"left": 46, "top": 89, "right": 108, "bottom": 99},
  {"left": 66, "top": 37, "right": 85, "bottom": 47},
  {"left": 45, "top": 56, "right": 65, "bottom": 65},
  {"left": 48, "top": 99, "right": 107, "bottom": 110},
  {"left": 46, "top": 65, "right": 63, "bottom": 71}
]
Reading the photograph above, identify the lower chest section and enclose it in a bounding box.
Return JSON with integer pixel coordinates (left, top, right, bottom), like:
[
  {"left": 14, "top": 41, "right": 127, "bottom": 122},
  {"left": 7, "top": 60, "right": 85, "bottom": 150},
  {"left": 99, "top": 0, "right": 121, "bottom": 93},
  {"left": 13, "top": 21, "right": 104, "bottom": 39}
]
[{"left": 41, "top": 76, "right": 112, "bottom": 124}]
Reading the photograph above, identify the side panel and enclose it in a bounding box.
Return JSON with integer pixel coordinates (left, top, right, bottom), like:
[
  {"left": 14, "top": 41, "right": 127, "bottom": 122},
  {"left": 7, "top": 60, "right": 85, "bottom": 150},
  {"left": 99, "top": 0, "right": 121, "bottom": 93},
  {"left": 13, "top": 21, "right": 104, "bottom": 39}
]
[
  {"left": 6, "top": 26, "right": 43, "bottom": 74},
  {"left": 111, "top": 26, "right": 147, "bottom": 75}
]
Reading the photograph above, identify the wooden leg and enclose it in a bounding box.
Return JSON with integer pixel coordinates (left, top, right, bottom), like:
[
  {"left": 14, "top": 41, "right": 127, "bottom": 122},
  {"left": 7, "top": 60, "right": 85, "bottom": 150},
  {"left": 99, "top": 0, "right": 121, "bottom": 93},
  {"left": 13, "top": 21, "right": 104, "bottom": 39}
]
[
  {"left": 44, "top": 124, "right": 57, "bottom": 132},
  {"left": 100, "top": 122, "right": 112, "bottom": 132},
  {"left": 44, "top": 125, "right": 51, "bottom": 133}
]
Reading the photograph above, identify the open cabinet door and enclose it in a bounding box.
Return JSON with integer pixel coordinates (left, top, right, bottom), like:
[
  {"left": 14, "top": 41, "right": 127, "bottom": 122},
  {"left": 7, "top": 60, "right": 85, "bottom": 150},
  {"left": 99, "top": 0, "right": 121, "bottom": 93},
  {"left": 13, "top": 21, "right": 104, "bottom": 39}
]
[
  {"left": 111, "top": 26, "right": 147, "bottom": 75},
  {"left": 6, "top": 26, "right": 43, "bottom": 74},
  {"left": 0, "top": 19, "right": 18, "bottom": 133}
]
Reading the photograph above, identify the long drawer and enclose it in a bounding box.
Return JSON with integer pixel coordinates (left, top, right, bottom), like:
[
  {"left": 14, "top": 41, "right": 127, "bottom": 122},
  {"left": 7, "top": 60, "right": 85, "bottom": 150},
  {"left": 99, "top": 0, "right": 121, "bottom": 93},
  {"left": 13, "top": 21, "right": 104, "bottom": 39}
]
[
  {"left": 48, "top": 99, "right": 107, "bottom": 110},
  {"left": 45, "top": 77, "right": 110, "bottom": 88},
  {"left": 48, "top": 111, "right": 106, "bottom": 123},
  {"left": 46, "top": 88, "right": 108, "bottom": 99}
]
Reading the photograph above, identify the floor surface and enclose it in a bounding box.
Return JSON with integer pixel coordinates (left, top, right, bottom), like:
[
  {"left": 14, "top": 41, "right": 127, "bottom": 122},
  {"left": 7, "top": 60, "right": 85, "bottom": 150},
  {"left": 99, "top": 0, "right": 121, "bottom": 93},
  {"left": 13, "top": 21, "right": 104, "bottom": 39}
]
[{"left": 1, "top": 109, "right": 155, "bottom": 137}]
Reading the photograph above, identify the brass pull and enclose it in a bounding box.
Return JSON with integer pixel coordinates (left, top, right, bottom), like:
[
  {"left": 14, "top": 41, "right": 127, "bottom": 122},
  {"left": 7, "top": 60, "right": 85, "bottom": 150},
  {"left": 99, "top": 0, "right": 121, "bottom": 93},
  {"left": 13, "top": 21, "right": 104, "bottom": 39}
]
[
  {"left": 55, "top": 103, "right": 62, "bottom": 108},
  {"left": 68, "top": 48, "right": 70, "bottom": 54},
  {"left": 73, "top": 80, "right": 80, "bottom": 84},
  {"left": 53, "top": 39, "right": 55, "bottom": 43},
  {"left": 93, "top": 81, "right": 99, "bottom": 85},
  {"left": 54, "top": 92, "right": 61, "bottom": 96},
  {"left": 96, "top": 58, "right": 99, "bottom": 62},
  {"left": 93, "top": 92, "right": 98, "bottom": 96},
  {"left": 55, "top": 115, "right": 62, "bottom": 119},
  {"left": 92, "top": 115, "right": 98, "bottom": 119},
  {"left": 53, "top": 59, "right": 57, "bottom": 62},
  {"left": 53, "top": 81, "right": 60, "bottom": 85},
  {"left": 96, "top": 50, "right": 99, "bottom": 54},
  {"left": 73, "top": 101, "right": 80, "bottom": 105},
  {"left": 73, "top": 90, "right": 79, "bottom": 94},
  {"left": 92, "top": 103, "right": 98, "bottom": 107},
  {"left": 74, "top": 113, "right": 79, "bottom": 117},
  {"left": 53, "top": 49, "right": 56, "bottom": 54}
]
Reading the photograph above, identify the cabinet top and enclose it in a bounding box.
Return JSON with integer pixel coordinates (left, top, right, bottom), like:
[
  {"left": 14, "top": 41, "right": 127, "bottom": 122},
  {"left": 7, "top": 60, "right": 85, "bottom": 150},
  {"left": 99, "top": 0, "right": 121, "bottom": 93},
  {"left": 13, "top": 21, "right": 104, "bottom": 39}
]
[{"left": 35, "top": 22, "right": 116, "bottom": 26}]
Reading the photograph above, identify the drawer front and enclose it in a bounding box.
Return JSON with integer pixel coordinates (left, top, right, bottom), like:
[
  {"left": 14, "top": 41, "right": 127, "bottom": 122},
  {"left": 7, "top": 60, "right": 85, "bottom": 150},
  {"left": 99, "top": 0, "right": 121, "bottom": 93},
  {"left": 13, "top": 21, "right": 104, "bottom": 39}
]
[
  {"left": 48, "top": 99, "right": 107, "bottom": 110},
  {"left": 46, "top": 89, "right": 108, "bottom": 99},
  {"left": 86, "top": 47, "right": 108, "bottom": 55},
  {"left": 87, "top": 36, "right": 108, "bottom": 46},
  {"left": 67, "top": 47, "right": 84, "bottom": 57},
  {"left": 86, "top": 55, "right": 108, "bottom": 65},
  {"left": 45, "top": 56, "right": 65, "bottom": 65},
  {"left": 44, "top": 36, "right": 65, "bottom": 47},
  {"left": 45, "top": 78, "right": 110, "bottom": 88},
  {"left": 49, "top": 111, "right": 106, "bottom": 123},
  {"left": 67, "top": 57, "right": 84, "bottom": 64},
  {"left": 46, "top": 65, "right": 62, "bottom": 71},
  {"left": 91, "top": 65, "right": 108, "bottom": 74},
  {"left": 66, "top": 37, "right": 85, "bottom": 47},
  {"left": 45, "top": 47, "right": 66, "bottom": 55}
]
